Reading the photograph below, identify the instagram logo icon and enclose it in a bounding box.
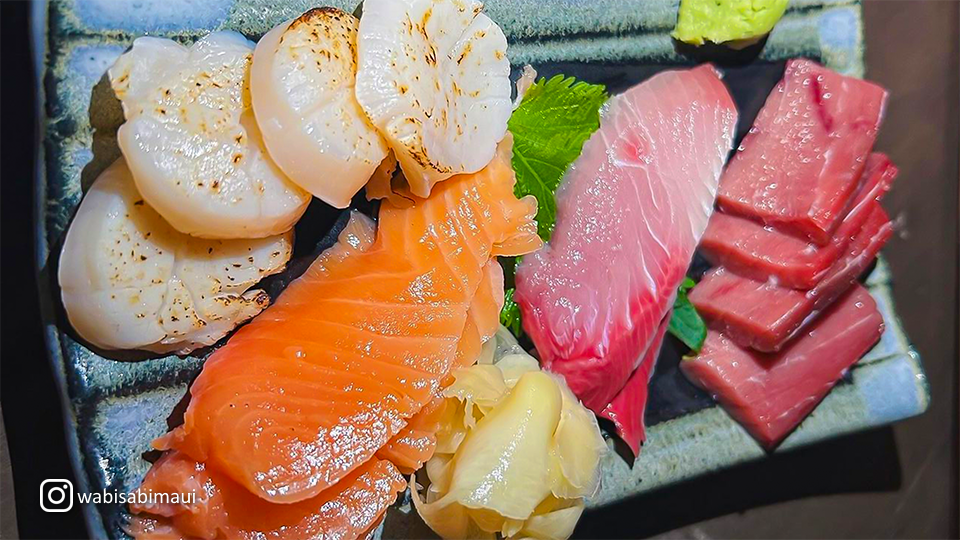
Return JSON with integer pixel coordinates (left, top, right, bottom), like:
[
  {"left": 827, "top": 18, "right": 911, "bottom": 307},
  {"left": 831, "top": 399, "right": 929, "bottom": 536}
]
[{"left": 40, "top": 479, "right": 74, "bottom": 512}]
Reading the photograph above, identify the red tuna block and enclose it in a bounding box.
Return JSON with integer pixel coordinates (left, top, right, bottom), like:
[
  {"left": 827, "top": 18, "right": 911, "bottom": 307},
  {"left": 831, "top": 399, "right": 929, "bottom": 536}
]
[
  {"left": 690, "top": 204, "right": 892, "bottom": 352},
  {"left": 717, "top": 59, "right": 888, "bottom": 245},
  {"left": 701, "top": 154, "right": 897, "bottom": 289},
  {"left": 597, "top": 313, "right": 670, "bottom": 457},
  {"left": 681, "top": 284, "right": 883, "bottom": 448}
]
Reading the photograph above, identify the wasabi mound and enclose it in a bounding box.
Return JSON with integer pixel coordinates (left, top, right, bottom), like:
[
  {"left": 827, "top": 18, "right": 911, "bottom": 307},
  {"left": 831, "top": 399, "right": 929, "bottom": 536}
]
[{"left": 673, "top": 0, "right": 789, "bottom": 47}]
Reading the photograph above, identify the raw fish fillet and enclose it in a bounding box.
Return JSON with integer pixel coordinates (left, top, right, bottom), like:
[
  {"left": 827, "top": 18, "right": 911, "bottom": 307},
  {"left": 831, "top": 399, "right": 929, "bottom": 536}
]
[
  {"left": 681, "top": 284, "right": 884, "bottom": 448},
  {"left": 597, "top": 312, "right": 670, "bottom": 456},
  {"left": 717, "top": 59, "right": 888, "bottom": 245},
  {"left": 691, "top": 204, "right": 892, "bottom": 352},
  {"left": 138, "top": 137, "right": 540, "bottom": 538},
  {"left": 375, "top": 392, "right": 447, "bottom": 474},
  {"left": 371, "top": 255, "right": 505, "bottom": 476},
  {"left": 374, "top": 257, "right": 505, "bottom": 477},
  {"left": 701, "top": 153, "right": 896, "bottom": 289},
  {"left": 515, "top": 64, "right": 737, "bottom": 412},
  {"left": 128, "top": 451, "right": 405, "bottom": 540}
]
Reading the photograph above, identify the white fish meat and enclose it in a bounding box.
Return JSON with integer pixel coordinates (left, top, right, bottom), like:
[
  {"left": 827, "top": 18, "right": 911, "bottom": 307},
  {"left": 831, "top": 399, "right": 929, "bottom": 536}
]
[
  {"left": 252, "top": 8, "right": 390, "bottom": 208},
  {"left": 110, "top": 32, "right": 310, "bottom": 239},
  {"left": 355, "top": 0, "right": 512, "bottom": 197},
  {"left": 58, "top": 159, "right": 292, "bottom": 354}
]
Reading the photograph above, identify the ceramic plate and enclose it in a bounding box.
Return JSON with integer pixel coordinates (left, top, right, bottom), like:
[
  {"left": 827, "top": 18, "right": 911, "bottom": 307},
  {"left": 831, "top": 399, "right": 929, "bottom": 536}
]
[{"left": 34, "top": 0, "right": 929, "bottom": 537}]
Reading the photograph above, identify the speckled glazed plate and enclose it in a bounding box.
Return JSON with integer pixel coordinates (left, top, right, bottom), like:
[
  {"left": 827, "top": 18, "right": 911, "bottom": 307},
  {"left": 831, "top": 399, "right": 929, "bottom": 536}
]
[{"left": 34, "top": 0, "right": 929, "bottom": 538}]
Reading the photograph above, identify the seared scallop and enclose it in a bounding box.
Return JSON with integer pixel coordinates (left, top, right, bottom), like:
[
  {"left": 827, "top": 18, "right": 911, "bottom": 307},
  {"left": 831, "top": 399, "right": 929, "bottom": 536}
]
[
  {"left": 58, "top": 158, "right": 292, "bottom": 355},
  {"left": 355, "top": 0, "right": 512, "bottom": 197},
  {"left": 109, "top": 32, "right": 311, "bottom": 239},
  {"left": 252, "top": 8, "right": 389, "bottom": 208}
]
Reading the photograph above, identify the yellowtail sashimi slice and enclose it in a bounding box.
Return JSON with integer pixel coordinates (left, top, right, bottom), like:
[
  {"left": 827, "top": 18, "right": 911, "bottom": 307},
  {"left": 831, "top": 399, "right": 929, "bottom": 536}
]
[{"left": 515, "top": 64, "right": 737, "bottom": 416}]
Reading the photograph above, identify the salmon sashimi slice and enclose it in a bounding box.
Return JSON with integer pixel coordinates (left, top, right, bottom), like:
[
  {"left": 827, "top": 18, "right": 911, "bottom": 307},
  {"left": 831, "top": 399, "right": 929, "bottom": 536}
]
[
  {"left": 468, "top": 261, "right": 507, "bottom": 351},
  {"left": 153, "top": 140, "right": 541, "bottom": 504},
  {"left": 125, "top": 518, "right": 186, "bottom": 540},
  {"left": 717, "top": 59, "right": 888, "bottom": 245},
  {"left": 314, "top": 211, "right": 377, "bottom": 270},
  {"left": 127, "top": 451, "right": 405, "bottom": 540},
  {"left": 681, "top": 285, "right": 884, "bottom": 448},
  {"left": 691, "top": 204, "right": 893, "bottom": 352},
  {"left": 701, "top": 153, "right": 897, "bottom": 289},
  {"left": 377, "top": 260, "right": 506, "bottom": 474},
  {"left": 376, "top": 393, "right": 448, "bottom": 474},
  {"left": 597, "top": 311, "right": 671, "bottom": 456},
  {"left": 515, "top": 65, "right": 737, "bottom": 413}
]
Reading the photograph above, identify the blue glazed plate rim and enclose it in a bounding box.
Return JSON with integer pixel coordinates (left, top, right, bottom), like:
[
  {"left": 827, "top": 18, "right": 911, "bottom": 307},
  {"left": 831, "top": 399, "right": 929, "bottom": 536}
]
[{"left": 32, "top": 1, "right": 929, "bottom": 538}]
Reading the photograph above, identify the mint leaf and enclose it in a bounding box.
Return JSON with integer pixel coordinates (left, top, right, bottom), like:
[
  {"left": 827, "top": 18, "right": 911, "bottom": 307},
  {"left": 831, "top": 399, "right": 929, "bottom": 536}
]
[
  {"left": 669, "top": 277, "right": 707, "bottom": 353},
  {"left": 500, "top": 288, "right": 523, "bottom": 337},
  {"left": 508, "top": 75, "right": 608, "bottom": 241}
]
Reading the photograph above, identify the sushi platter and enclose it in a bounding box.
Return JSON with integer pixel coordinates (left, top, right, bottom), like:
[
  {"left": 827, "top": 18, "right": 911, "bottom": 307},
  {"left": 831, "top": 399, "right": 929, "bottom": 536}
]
[{"left": 34, "top": 0, "right": 929, "bottom": 538}]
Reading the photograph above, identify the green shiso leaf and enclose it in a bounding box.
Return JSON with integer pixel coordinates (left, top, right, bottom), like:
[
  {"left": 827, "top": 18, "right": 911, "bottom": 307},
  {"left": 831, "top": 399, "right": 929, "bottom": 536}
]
[
  {"left": 499, "top": 74, "right": 607, "bottom": 336},
  {"left": 669, "top": 277, "right": 707, "bottom": 353},
  {"left": 500, "top": 288, "right": 523, "bottom": 337},
  {"left": 508, "top": 75, "right": 608, "bottom": 241}
]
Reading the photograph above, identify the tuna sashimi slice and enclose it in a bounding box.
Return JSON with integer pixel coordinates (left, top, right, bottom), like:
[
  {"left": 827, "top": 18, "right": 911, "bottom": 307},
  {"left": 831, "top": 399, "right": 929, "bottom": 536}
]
[
  {"left": 717, "top": 59, "right": 888, "bottom": 245},
  {"left": 597, "top": 312, "right": 670, "bottom": 456},
  {"left": 691, "top": 204, "right": 892, "bottom": 352},
  {"left": 701, "top": 153, "right": 897, "bottom": 289},
  {"left": 681, "top": 284, "right": 884, "bottom": 448},
  {"left": 128, "top": 451, "right": 405, "bottom": 540},
  {"left": 516, "top": 64, "right": 737, "bottom": 412}
]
